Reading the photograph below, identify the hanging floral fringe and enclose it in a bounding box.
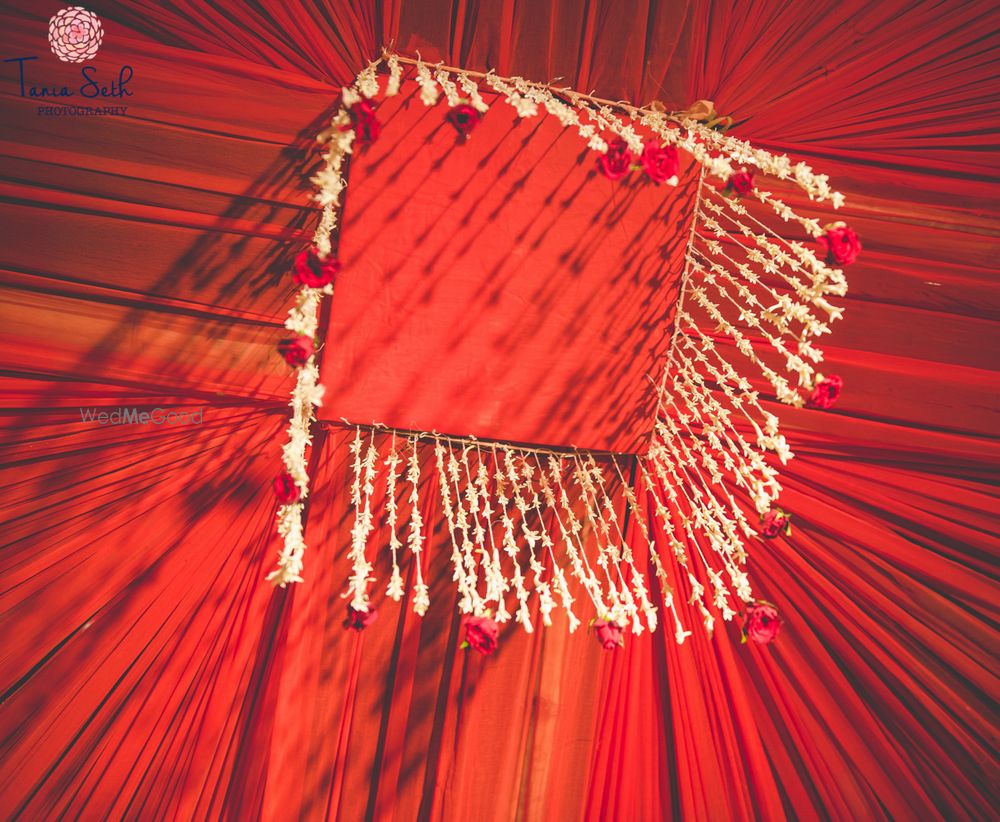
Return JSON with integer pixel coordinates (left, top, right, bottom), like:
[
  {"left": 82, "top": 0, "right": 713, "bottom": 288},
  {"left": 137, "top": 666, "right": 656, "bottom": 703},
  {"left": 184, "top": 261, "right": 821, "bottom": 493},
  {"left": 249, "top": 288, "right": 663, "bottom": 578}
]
[{"left": 265, "top": 51, "right": 853, "bottom": 645}]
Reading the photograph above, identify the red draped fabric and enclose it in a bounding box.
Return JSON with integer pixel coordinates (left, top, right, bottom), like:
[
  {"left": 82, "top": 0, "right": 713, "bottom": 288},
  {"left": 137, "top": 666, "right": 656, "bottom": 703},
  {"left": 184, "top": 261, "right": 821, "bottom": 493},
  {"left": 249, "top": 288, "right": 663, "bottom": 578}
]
[{"left": 1, "top": 1, "right": 997, "bottom": 819}]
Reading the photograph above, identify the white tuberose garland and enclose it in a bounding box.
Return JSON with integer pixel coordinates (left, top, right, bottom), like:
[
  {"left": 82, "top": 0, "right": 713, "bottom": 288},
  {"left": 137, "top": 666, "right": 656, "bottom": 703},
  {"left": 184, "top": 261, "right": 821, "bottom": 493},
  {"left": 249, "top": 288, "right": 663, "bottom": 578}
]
[
  {"left": 266, "top": 57, "right": 388, "bottom": 587},
  {"left": 266, "top": 53, "right": 850, "bottom": 647}
]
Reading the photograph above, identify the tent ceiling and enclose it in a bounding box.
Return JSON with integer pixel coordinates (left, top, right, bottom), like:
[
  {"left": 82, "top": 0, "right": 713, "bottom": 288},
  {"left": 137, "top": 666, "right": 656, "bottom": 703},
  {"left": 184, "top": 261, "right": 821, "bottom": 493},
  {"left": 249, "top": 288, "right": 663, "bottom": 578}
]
[{"left": 0, "top": 1, "right": 996, "bottom": 819}]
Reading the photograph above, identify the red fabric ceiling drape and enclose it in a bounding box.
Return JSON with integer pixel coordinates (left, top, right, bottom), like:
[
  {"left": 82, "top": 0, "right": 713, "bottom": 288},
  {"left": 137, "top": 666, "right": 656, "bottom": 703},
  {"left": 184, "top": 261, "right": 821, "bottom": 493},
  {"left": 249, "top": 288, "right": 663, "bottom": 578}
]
[{"left": 1, "top": 1, "right": 997, "bottom": 819}]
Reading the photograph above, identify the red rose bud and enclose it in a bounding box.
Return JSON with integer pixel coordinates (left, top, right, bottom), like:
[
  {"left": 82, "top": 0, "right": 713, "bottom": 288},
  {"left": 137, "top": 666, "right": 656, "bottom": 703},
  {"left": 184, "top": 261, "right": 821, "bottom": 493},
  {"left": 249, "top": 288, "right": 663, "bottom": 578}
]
[
  {"left": 760, "top": 508, "right": 791, "bottom": 539},
  {"left": 447, "top": 103, "right": 482, "bottom": 137},
  {"left": 807, "top": 374, "right": 843, "bottom": 410},
  {"left": 273, "top": 471, "right": 301, "bottom": 504},
  {"left": 597, "top": 139, "right": 635, "bottom": 181},
  {"left": 347, "top": 99, "right": 380, "bottom": 146},
  {"left": 346, "top": 604, "right": 378, "bottom": 630},
  {"left": 463, "top": 615, "right": 500, "bottom": 655},
  {"left": 593, "top": 619, "right": 624, "bottom": 650},
  {"left": 742, "top": 601, "right": 782, "bottom": 644},
  {"left": 726, "top": 167, "right": 754, "bottom": 196},
  {"left": 293, "top": 247, "right": 339, "bottom": 288},
  {"left": 817, "top": 223, "right": 861, "bottom": 265},
  {"left": 278, "top": 335, "right": 314, "bottom": 367},
  {"left": 640, "top": 143, "right": 680, "bottom": 184}
]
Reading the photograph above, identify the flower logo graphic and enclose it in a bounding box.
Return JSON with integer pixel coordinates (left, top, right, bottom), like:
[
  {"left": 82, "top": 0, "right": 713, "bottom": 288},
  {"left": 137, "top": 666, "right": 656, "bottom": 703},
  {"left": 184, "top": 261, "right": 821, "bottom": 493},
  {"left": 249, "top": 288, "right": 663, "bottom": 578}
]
[{"left": 48, "top": 6, "right": 104, "bottom": 63}]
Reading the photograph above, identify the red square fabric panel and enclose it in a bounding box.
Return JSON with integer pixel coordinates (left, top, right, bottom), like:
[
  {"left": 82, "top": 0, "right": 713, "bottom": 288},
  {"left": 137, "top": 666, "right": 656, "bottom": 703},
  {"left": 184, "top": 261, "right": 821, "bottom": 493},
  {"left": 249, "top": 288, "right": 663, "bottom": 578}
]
[{"left": 319, "top": 82, "right": 699, "bottom": 453}]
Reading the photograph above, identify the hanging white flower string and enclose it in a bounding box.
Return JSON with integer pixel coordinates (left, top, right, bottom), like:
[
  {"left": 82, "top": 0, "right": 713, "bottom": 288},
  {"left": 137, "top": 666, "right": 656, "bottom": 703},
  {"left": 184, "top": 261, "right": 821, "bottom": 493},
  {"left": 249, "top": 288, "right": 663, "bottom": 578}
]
[
  {"left": 584, "top": 454, "right": 657, "bottom": 633},
  {"left": 519, "top": 454, "right": 580, "bottom": 631},
  {"left": 626, "top": 456, "right": 695, "bottom": 644},
  {"left": 578, "top": 454, "right": 643, "bottom": 631},
  {"left": 649, "top": 407, "right": 754, "bottom": 619},
  {"left": 540, "top": 453, "right": 608, "bottom": 617},
  {"left": 472, "top": 443, "right": 507, "bottom": 614},
  {"left": 346, "top": 428, "right": 378, "bottom": 611},
  {"left": 384, "top": 432, "right": 405, "bottom": 600},
  {"left": 267, "top": 53, "right": 852, "bottom": 646},
  {"left": 265, "top": 57, "right": 381, "bottom": 587},
  {"left": 456, "top": 72, "right": 489, "bottom": 114},
  {"left": 440, "top": 438, "right": 484, "bottom": 616},
  {"left": 483, "top": 71, "right": 539, "bottom": 118},
  {"left": 433, "top": 438, "right": 462, "bottom": 605},
  {"left": 433, "top": 66, "right": 462, "bottom": 106},
  {"left": 457, "top": 444, "right": 489, "bottom": 610},
  {"left": 570, "top": 453, "right": 631, "bottom": 626},
  {"left": 406, "top": 435, "right": 430, "bottom": 615},
  {"left": 503, "top": 448, "right": 550, "bottom": 630},
  {"left": 490, "top": 446, "right": 518, "bottom": 624},
  {"left": 415, "top": 59, "right": 439, "bottom": 106}
]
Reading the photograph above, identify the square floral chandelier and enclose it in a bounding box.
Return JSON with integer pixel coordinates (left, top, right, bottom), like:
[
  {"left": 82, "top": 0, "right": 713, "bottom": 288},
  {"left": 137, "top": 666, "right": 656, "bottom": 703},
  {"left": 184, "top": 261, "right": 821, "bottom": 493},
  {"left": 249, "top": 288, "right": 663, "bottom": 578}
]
[{"left": 265, "top": 51, "right": 860, "bottom": 651}]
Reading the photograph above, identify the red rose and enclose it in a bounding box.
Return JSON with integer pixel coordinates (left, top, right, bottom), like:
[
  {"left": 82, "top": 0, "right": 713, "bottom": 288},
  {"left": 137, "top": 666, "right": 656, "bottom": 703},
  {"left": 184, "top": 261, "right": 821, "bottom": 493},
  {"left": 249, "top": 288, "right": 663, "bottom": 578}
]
[
  {"left": 293, "top": 247, "right": 339, "bottom": 288},
  {"left": 597, "top": 139, "right": 635, "bottom": 181},
  {"left": 347, "top": 99, "right": 380, "bottom": 146},
  {"left": 817, "top": 223, "right": 861, "bottom": 265},
  {"left": 726, "top": 167, "right": 754, "bottom": 196},
  {"left": 447, "top": 103, "right": 482, "bottom": 137},
  {"left": 760, "top": 508, "right": 791, "bottom": 539},
  {"left": 640, "top": 143, "right": 680, "bottom": 184},
  {"left": 593, "top": 620, "right": 624, "bottom": 650},
  {"left": 808, "top": 374, "right": 843, "bottom": 409},
  {"left": 273, "top": 471, "right": 300, "bottom": 504},
  {"left": 346, "top": 604, "right": 378, "bottom": 630},
  {"left": 463, "top": 615, "right": 499, "bottom": 655},
  {"left": 277, "top": 335, "right": 314, "bottom": 367},
  {"left": 742, "top": 601, "right": 782, "bottom": 644}
]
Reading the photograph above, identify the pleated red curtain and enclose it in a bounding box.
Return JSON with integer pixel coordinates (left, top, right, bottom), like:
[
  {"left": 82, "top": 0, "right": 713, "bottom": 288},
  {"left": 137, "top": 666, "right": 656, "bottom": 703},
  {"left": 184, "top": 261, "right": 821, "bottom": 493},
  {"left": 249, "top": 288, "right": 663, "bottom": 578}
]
[{"left": 0, "top": 1, "right": 997, "bottom": 819}]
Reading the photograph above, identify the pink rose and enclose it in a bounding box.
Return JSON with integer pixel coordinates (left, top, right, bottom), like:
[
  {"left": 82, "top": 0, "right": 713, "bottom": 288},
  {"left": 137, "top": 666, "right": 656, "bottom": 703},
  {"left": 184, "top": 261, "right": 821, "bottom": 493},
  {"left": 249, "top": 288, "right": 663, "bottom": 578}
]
[
  {"left": 742, "top": 601, "right": 782, "bottom": 644},
  {"left": 278, "top": 335, "right": 314, "bottom": 367},
  {"left": 293, "top": 247, "right": 339, "bottom": 288},
  {"left": 346, "top": 604, "right": 378, "bottom": 630},
  {"left": 640, "top": 143, "right": 680, "bottom": 184},
  {"left": 593, "top": 620, "right": 624, "bottom": 650},
  {"left": 597, "top": 139, "right": 635, "bottom": 181},
  {"left": 463, "top": 615, "right": 499, "bottom": 655},
  {"left": 273, "top": 472, "right": 300, "bottom": 504},
  {"left": 447, "top": 103, "right": 482, "bottom": 137},
  {"left": 347, "top": 99, "right": 380, "bottom": 146},
  {"left": 726, "top": 168, "right": 754, "bottom": 196},
  {"left": 808, "top": 374, "right": 843, "bottom": 409},
  {"left": 760, "top": 508, "right": 791, "bottom": 539},
  {"left": 817, "top": 223, "right": 861, "bottom": 265}
]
